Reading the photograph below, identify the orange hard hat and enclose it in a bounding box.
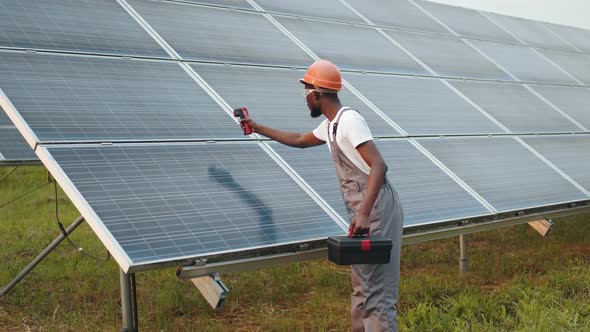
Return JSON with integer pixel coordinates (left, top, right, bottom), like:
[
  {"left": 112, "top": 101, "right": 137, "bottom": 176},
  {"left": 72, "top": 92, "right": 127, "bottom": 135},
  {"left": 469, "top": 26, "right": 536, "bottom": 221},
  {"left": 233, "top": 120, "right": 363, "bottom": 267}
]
[{"left": 299, "top": 59, "right": 342, "bottom": 92}]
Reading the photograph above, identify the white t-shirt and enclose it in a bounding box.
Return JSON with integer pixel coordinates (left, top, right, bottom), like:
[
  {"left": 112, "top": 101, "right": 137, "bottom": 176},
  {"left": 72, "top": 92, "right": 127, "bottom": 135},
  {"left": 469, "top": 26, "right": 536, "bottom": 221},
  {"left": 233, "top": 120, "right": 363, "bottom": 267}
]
[{"left": 312, "top": 107, "right": 374, "bottom": 175}]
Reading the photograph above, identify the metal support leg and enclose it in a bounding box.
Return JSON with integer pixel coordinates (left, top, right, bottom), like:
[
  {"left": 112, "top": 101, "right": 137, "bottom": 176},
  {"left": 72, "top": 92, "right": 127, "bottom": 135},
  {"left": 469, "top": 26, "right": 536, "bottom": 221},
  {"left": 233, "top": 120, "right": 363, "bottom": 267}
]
[
  {"left": 1, "top": 216, "right": 85, "bottom": 297},
  {"left": 459, "top": 234, "right": 468, "bottom": 274},
  {"left": 120, "top": 269, "right": 135, "bottom": 332}
]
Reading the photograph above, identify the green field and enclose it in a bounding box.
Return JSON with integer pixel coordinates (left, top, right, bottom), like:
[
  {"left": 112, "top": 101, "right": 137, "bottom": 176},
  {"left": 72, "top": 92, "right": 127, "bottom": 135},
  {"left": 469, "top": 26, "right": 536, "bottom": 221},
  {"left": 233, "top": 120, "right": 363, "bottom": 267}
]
[{"left": 1, "top": 166, "right": 589, "bottom": 331}]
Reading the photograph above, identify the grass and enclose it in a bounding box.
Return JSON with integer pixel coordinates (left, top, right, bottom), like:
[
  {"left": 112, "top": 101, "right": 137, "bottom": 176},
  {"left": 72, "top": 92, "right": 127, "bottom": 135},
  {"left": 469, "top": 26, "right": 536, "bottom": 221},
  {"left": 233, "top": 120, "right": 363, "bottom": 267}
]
[{"left": 1, "top": 166, "right": 589, "bottom": 331}]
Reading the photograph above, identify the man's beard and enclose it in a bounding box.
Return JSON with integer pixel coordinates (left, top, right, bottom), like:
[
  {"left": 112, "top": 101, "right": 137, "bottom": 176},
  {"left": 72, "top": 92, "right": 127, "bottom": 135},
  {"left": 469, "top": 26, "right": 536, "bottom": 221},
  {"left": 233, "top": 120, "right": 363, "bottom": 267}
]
[{"left": 310, "top": 105, "right": 322, "bottom": 118}]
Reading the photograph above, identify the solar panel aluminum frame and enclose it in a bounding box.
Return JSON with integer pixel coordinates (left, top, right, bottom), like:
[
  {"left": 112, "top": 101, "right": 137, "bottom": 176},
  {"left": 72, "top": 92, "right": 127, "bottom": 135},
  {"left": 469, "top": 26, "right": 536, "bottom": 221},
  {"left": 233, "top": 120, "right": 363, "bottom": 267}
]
[{"left": 35, "top": 141, "right": 349, "bottom": 273}]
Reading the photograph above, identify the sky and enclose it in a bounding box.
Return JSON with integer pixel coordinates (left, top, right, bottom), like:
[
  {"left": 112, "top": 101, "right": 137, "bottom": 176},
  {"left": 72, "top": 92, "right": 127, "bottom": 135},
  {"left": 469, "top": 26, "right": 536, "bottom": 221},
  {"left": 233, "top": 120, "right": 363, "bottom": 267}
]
[{"left": 427, "top": 0, "right": 590, "bottom": 30}]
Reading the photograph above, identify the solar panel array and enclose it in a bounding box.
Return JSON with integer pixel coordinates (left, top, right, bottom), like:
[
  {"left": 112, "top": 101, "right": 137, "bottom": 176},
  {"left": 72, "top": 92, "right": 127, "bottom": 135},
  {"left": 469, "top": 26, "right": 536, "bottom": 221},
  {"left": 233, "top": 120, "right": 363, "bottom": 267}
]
[{"left": 1, "top": 0, "right": 589, "bottom": 272}]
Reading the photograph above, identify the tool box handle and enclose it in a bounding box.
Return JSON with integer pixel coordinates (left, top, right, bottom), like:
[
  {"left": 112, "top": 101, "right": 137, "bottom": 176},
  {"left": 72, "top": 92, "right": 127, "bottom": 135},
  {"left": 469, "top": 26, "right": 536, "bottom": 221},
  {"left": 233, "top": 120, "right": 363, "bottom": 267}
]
[{"left": 348, "top": 225, "right": 372, "bottom": 252}]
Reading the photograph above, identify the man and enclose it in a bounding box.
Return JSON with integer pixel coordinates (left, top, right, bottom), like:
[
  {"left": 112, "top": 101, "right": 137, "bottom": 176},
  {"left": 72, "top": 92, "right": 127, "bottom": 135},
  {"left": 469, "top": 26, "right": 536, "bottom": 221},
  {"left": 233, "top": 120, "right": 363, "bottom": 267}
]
[{"left": 240, "top": 59, "right": 403, "bottom": 331}]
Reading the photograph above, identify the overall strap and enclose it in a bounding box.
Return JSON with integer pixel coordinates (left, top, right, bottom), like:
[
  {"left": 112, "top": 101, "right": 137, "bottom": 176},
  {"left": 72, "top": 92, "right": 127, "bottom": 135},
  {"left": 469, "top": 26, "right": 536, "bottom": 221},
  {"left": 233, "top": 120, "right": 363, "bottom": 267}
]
[{"left": 329, "top": 106, "right": 351, "bottom": 143}]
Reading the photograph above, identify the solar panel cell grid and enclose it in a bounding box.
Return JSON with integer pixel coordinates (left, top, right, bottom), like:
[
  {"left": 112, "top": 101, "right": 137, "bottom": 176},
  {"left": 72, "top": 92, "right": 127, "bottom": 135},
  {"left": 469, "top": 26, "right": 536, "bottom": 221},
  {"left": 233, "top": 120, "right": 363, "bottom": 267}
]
[
  {"left": 0, "top": 0, "right": 169, "bottom": 58},
  {"left": 275, "top": 15, "right": 428, "bottom": 75},
  {"left": 177, "top": 0, "right": 254, "bottom": 10},
  {"left": 46, "top": 143, "right": 344, "bottom": 266},
  {"left": 343, "top": 72, "right": 503, "bottom": 135},
  {"left": 450, "top": 80, "right": 581, "bottom": 133},
  {"left": 485, "top": 13, "right": 576, "bottom": 52},
  {"left": 191, "top": 63, "right": 400, "bottom": 137},
  {"left": 544, "top": 23, "right": 590, "bottom": 54},
  {"left": 0, "top": 52, "right": 241, "bottom": 143},
  {"left": 344, "top": 0, "right": 448, "bottom": 34},
  {"left": 0, "top": 125, "right": 37, "bottom": 161},
  {"left": 255, "top": 0, "right": 364, "bottom": 23},
  {"left": 471, "top": 40, "right": 578, "bottom": 84},
  {"left": 385, "top": 30, "right": 512, "bottom": 80},
  {"left": 415, "top": 0, "right": 519, "bottom": 43},
  {"left": 419, "top": 136, "right": 588, "bottom": 212},
  {"left": 538, "top": 49, "right": 590, "bottom": 85},
  {"left": 523, "top": 135, "right": 590, "bottom": 192},
  {"left": 532, "top": 85, "right": 590, "bottom": 130},
  {"left": 127, "top": 0, "right": 312, "bottom": 66}
]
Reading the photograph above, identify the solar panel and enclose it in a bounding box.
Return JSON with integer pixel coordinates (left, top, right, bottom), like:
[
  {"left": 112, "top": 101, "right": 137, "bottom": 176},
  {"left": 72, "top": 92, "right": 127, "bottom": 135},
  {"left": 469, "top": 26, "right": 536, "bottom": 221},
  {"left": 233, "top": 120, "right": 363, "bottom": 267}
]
[
  {"left": 471, "top": 40, "right": 578, "bottom": 84},
  {"left": 0, "top": 0, "right": 169, "bottom": 58},
  {"left": 544, "top": 23, "right": 590, "bottom": 53},
  {"left": 523, "top": 135, "right": 590, "bottom": 192},
  {"left": 538, "top": 49, "right": 590, "bottom": 85},
  {"left": 275, "top": 15, "right": 428, "bottom": 75},
  {"left": 127, "top": 0, "right": 312, "bottom": 66},
  {"left": 42, "top": 142, "right": 345, "bottom": 271},
  {"left": 177, "top": 0, "right": 254, "bottom": 10},
  {"left": 385, "top": 30, "right": 512, "bottom": 80},
  {"left": 0, "top": 126, "right": 36, "bottom": 162},
  {"left": 415, "top": 0, "right": 519, "bottom": 43},
  {"left": 419, "top": 136, "right": 588, "bottom": 212},
  {"left": 450, "top": 80, "right": 581, "bottom": 133},
  {"left": 255, "top": 0, "right": 365, "bottom": 23},
  {"left": 343, "top": 72, "right": 503, "bottom": 135},
  {"left": 191, "top": 63, "right": 400, "bottom": 137},
  {"left": 532, "top": 85, "right": 590, "bottom": 130},
  {"left": 0, "top": 108, "right": 36, "bottom": 162},
  {"left": 485, "top": 13, "right": 576, "bottom": 51},
  {"left": 344, "top": 0, "right": 448, "bottom": 34},
  {"left": 0, "top": 52, "right": 241, "bottom": 144},
  {"left": 272, "top": 140, "right": 491, "bottom": 227}
]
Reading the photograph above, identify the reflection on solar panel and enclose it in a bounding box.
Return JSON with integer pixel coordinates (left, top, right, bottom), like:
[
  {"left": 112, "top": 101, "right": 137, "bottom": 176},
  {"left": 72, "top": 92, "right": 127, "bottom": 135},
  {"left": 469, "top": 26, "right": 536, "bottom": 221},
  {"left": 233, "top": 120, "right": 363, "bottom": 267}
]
[
  {"left": 191, "top": 63, "right": 400, "bottom": 137},
  {"left": 532, "top": 85, "right": 590, "bottom": 130},
  {"left": 470, "top": 40, "right": 578, "bottom": 84},
  {"left": 0, "top": 108, "right": 36, "bottom": 162},
  {"left": 0, "top": 0, "right": 169, "bottom": 58},
  {"left": 344, "top": 0, "right": 447, "bottom": 34},
  {"left": 128, "top": 0, "right": 312, "bottom": 66},
  {"left": 385, "top": 30, "right": 511, "bottom": 80},
  {"left": 272, "top": 140, "right": 491, "bottom": 227},
  {"left": 343, "top": 73, "right": 502, "bottom": 135},
  {"left": 415, "top": 0, "right": 519, "bottom": 43},
  {"left": 275, "top": 15, "right": 428, "bottom": 75},
  {"left": 485, "top": 13, "right": 576, "bottom": 51},
  {"left": 450, "top": 80, "right": 581, "bottom": 133},
  {"left": 538, "top": 49, "right": 590, "bottom": 85},
  {"left": 43, "top": 142, "right": 345, "bottom": 270},
  {"left": 255, "top": 0, "right": 364, "bottom": 23},
  {"left": 0, "top": 52, "right": 240, "bottom": 143},
  {"left": 419, "top": 136, "right": 588, "bottom": 212},
  {"left": 523, "top": 135, "right": 590, "bottom": 191}
]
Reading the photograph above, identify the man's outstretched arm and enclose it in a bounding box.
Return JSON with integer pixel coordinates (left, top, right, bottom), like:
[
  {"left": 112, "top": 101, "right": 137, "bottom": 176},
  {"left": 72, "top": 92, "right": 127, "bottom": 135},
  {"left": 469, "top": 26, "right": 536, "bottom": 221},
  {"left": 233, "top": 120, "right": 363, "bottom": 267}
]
[{"left": 241, "top": 118, "right": 324, "bottom": 148}]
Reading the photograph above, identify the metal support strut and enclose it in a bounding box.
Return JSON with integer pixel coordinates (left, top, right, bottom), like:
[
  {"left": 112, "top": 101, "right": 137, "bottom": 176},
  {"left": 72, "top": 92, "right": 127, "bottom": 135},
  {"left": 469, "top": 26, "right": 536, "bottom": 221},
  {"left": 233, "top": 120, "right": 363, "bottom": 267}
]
[
  {"left": 459, "top": 234, "right": 468, "bottom": 274},
  {"left": 1, "top": 215, "right": 85, "bottom": 297},
  {"left": 120, "top": 269, "right": 139, "bottom": 332}
]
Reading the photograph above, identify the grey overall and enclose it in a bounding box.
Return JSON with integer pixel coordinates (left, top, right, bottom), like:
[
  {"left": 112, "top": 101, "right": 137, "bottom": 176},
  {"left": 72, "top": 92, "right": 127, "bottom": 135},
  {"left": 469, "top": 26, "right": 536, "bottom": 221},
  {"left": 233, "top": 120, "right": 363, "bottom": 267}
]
[{"left": 328, "top": 108, "right": 404, "bottom": 331}]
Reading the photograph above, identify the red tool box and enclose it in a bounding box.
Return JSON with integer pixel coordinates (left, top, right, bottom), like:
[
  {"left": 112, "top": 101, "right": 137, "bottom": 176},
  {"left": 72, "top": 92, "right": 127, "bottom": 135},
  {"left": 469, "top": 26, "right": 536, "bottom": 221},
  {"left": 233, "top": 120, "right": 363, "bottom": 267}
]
[{"left": 327, "top": 236, "right": 393, "bottom": 265}]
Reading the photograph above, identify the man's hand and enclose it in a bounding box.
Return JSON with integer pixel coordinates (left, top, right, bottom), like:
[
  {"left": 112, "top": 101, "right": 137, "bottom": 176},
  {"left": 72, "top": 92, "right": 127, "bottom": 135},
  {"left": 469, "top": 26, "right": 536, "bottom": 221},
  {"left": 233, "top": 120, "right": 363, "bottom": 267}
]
[
  {"left": 240, "top": 118, "right": 258, "bottom": 133},
  {"left": 349, "top": 213, "right": 370, "bottom": 237}
]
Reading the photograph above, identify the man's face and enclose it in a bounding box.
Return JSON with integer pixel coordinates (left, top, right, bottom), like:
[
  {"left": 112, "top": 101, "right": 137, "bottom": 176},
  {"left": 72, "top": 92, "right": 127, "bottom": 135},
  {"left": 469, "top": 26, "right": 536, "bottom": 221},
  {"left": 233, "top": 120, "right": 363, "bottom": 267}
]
[{"left": 304, "top": 84, "right": 323, "bottom": 118}]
